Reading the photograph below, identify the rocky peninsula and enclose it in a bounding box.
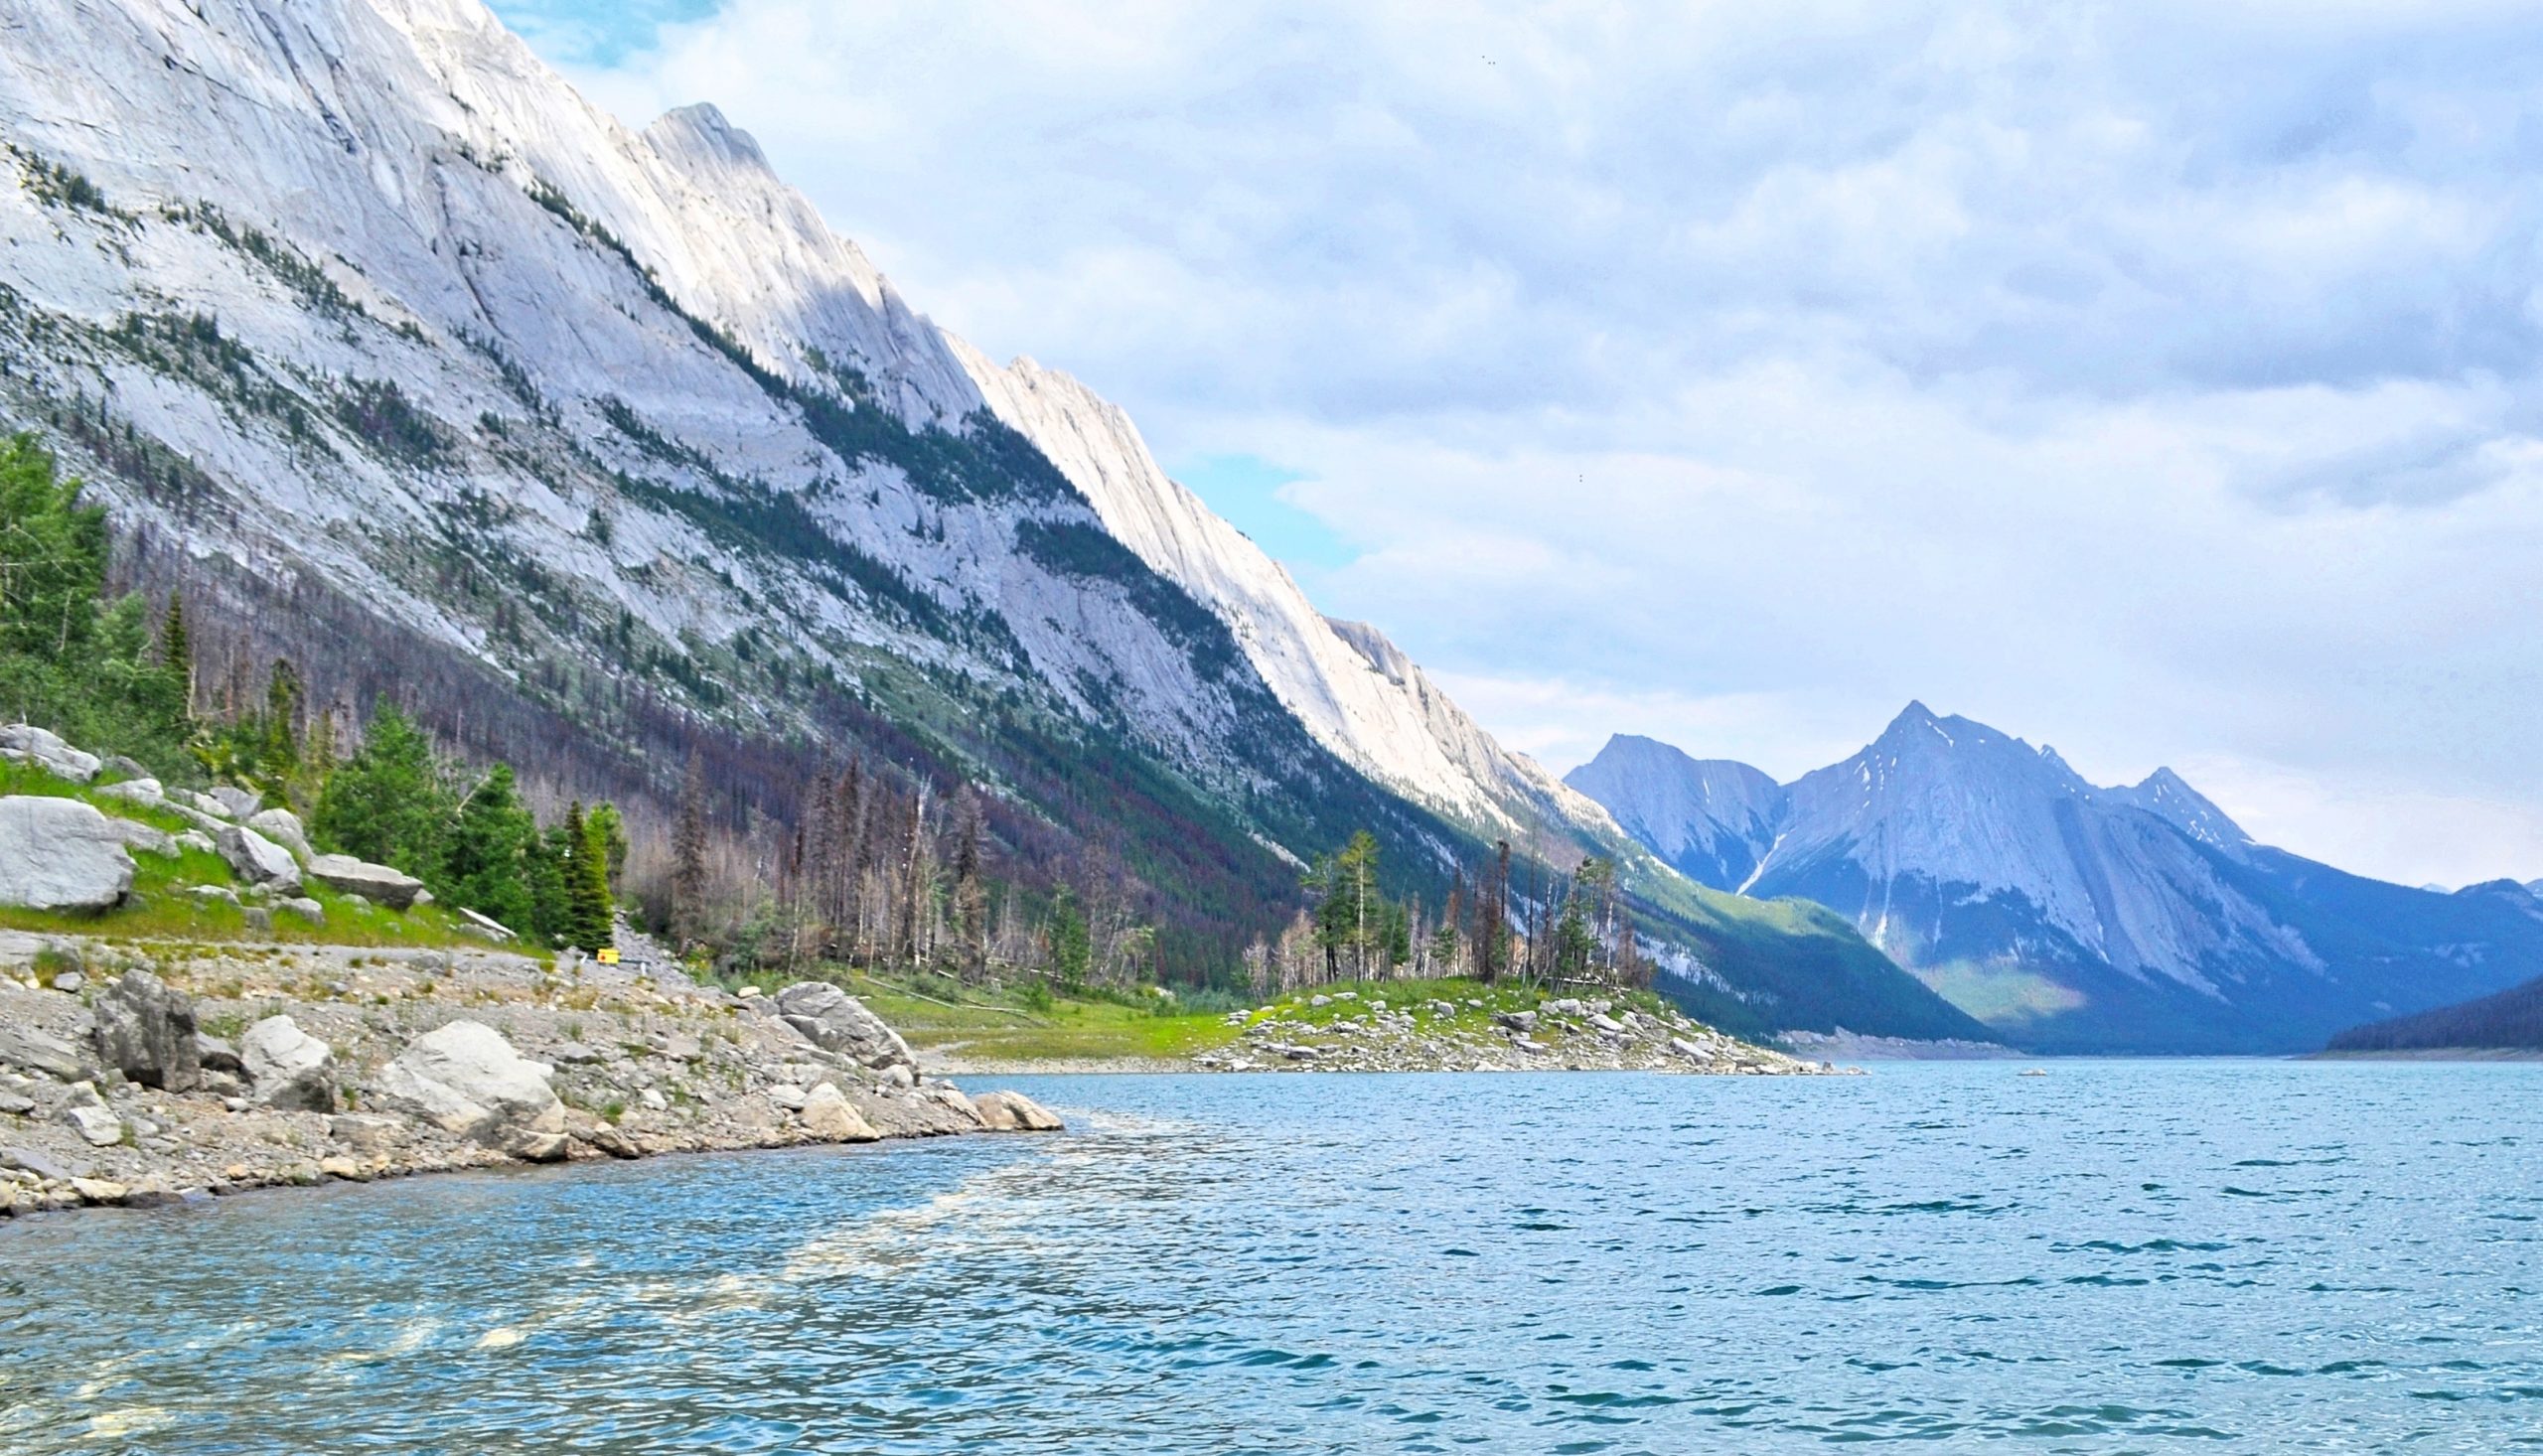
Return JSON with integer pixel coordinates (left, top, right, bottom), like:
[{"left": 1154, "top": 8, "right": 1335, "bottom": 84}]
[{"left": 0, "top": 939, "right": 1061, "bottom": 1216}]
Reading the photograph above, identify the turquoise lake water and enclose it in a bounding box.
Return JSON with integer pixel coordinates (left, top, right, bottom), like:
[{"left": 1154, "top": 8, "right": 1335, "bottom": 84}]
[{"left": 1, "top": 1062, "right": 2537, "bottom": 1452}]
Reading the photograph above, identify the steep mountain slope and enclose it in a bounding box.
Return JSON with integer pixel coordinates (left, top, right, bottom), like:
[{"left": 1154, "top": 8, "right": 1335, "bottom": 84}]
[
  {"left": 2328, "top": 897, "right": 2543, "bottom": 1051},
  {"left": 1570, "top": 705, "right": 2543, "bottom": 1052},
  {"left": 0, "top": 0, "right": 1979, "bottom": 1038},
  {"left": 1563, "top": 735, "right": 1784, "bottom": 891}
]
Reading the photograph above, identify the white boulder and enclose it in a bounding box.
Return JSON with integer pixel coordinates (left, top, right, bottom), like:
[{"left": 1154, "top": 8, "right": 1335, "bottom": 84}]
[
  {"left": 371, "top": 1020, "right": 563, "bottom": 1150},
  {"left": 245, "top": 808, "right": 316, "bottom": 865},
  {"left": 215, "top": 824, "right": 303, "bottom": 896},
  {"left": 970, "top": 1091, "right": 1065, "bottom": 1132},
  {"left": 0, "top": 797, "right": 134, "bottom": 912},
  {"left": 0, "top": 725, "right": 99, "bottom": 783},
  {"left": 799, "top": 1082, "right": 880, "bottom": 1142},
  {"left": 306, "top": 853, "right": 425, "bottom": 910},
  {"left": 241, "top": 1015, "right": 337, "bottom": 1111}
]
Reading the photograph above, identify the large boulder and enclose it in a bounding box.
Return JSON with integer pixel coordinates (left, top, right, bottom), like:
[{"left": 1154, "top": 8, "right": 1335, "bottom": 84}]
[
  {"left": 370, "top": 1020, "right": 563, "bottom": 1151},
  {"left": 207, "top": 787, "right": 261, "bottom": 820},
  {"left": 306, "top": 853, "right": 424, "bottom": 911},
  {"left": 245, "top": 808, "right": 316, "bottom": 865},
  {"left": 240, "top": 1015, "right": 337, "bottom": 1112},
  {"left": 0, "top": 725, "right": 99, "bottom": 783},
  {"left": 215, "top": 824, "right": 302, "bottom": 897},
  {"left": 970, "top": 1091, "right": 1065, "bottom": 1132},
  {"left": 94, "top": 779, "right": 166, "bottom": 809},
  {"left": 92, "top": 969, "right": 201, "bottom": 1092},
  {"left": 772, "top": 982, "right": 916, "bottom": 1072},
  {"left": 799, "top": 1082, "right": 881, "bottom": 1142},
  {"left": 0, "top": 797, "right": 134, "bottom": 912}
]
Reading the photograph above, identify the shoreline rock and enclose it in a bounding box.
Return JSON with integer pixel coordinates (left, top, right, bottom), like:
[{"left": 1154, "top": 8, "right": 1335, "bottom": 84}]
[{"left": 0, "top": 945, "right": 1064, "bottom": 1219}]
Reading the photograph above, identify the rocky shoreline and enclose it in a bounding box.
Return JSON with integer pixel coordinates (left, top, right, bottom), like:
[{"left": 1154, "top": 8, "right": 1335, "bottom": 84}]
[
  {"left": 1207, "top": 988, "right": 1847, "bottom": 1075},
  {"left": 0, "top": 934, "right": 1060, "bottom": 1218}
]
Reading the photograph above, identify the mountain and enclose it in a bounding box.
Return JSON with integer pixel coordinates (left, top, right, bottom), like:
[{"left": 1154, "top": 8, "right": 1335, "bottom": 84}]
[
  {"left": 0, "top": 0, "right": 1981, "bottom": 1041},
  {"left": 1569, "top": 704, "right": 2543, "bottom": 1053},
  {"left": 2328, "top": 933, "right": 2543, "bottom": 1053}
]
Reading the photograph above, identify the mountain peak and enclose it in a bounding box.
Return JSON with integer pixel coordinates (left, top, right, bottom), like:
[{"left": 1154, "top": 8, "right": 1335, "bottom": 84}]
[
  {"left": 2114, "top": 767, "right": 2252, "bottom": 850},
  {"left": 1564, "top": 737, "right": 1783, "bottom": 886},
  {"left": 645, "top": 101, "right": 772, "bottom": 175}
]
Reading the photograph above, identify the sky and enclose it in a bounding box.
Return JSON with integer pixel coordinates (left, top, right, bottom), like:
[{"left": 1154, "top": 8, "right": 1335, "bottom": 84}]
[{"left": 490, "top": 0, "right": 2543, "bottom": 889}]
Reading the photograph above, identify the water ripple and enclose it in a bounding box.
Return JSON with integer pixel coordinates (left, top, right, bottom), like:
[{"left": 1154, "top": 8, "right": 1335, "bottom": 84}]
[{"left": 0, "top": 1062, "right": 2537, "bottom": 1451}]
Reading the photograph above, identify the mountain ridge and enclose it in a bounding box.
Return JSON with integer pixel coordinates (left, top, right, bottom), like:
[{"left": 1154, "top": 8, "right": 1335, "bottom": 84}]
[{"left": 1569, "top": 705, "right": 2543, "bottom": 1052}]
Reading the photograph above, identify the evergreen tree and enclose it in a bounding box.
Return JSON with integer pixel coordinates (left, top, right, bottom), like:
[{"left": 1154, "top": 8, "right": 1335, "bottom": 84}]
[
  {"left": 0, "top": 432, "right": 105, "bottom": 663},
  {"left": 671, "top": 748, "right": 708, "bottom": 944},
  {"left": 1048, "top": 888, "right": 1092, "bottom": 984},
  {"left": 310, "top": 700, "right": 451, "bottom": 877},
  {"left": 441, "top": 764, "right": 537, "bottom": 933},
  {"left": 1309, "top": 829, "right": 1384, "bottom": 979},
  {"left": 0, "top": 436, "right": 193, "bottom": 769},
  {"left": 527, "top": 817, "right": 574, "bottom": 947},
  {"left": 584, "top": 801, "right": 629, "bottom": 891},
  {"left": 257, "top": 657, "right": 303, "bottom": 789},
  {"left": 562, "top": 801, "right": 615, "bottom": 951},
  {"left": 159, "top": 594, "right": 189, "bottom": 698}
]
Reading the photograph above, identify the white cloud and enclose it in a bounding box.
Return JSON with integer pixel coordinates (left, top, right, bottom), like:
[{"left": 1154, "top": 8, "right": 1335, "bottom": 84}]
[{"left": 519, "top": 0, "right": 2543, "bottom": 885}]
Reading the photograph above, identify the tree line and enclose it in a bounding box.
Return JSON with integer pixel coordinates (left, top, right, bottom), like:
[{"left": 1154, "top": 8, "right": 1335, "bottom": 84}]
[{"left": 1248, "top": 829, "right": 1651, "bottom": 996}]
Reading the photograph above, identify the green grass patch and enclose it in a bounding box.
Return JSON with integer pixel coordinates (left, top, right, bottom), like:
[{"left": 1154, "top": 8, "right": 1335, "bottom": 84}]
[
  {"left": 1912, "top": 958, "right": 2089, "bottom": 1027},
  {"left": 0, "top": 762, "right": 481, "bottom": 948}
]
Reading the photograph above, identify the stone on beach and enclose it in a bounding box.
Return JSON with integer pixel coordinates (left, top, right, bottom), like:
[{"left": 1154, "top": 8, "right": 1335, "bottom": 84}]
[
  {"left": 92, "top": 969, "right": 201, "bottom": 1092},
  {"left": 771, "top": 981, "right": 917, "bottom": 1073},
  {"left": 370, "top": 1020, "right": 563, "bottom": 1151},
  {"left": 240, "top": 1015, "right": 337, "bottom": 1112},
  {"left": 970, "top": 1090, "right": 1065, "bottom": 1132},
  {"left": 799, "top": 1083, "right": 880, "bottom": 1142}
]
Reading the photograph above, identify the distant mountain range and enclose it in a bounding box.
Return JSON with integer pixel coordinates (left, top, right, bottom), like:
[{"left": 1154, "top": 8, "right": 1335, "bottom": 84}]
[{"left": 1568, "top": 704, "right": 2543, "bottom": 1053}]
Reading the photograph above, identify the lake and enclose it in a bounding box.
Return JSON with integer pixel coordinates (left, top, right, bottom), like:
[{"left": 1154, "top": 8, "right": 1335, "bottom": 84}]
[{"left": 2, "top": 1062, "right": 2537, "bottom": 1452}]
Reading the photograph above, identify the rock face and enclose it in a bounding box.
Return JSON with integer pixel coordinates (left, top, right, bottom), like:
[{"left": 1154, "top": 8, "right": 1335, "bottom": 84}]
[
  {"left": 305, "top": 854, "right": 425, "bottom": 911},
  {"left": 245, "top": 808, "right": 317, "bottom": 865},
  {"left": 969, "top": 1091, "right": 1065, "bottom": 1132},
  {"left": 0, "top": 797, "right": 134, "bottom": 913},
  {"left": 0, "top": 725, "right": 100, "bottom": 783},
  {"left": 216, "top": 825, "right": 304, "bottom": 897},
  {"left": 92, "top": 969, "right": 202, "bottom": 1092},
  {"left": 240, "top": 1015, "right": 337, "bottom": 1112},
  {"left": 799, "top": 1082, "right": 880, "bottom": 1142},
  {"left": 773, "top": 983, "right": 917, "bottom": 1072},
  {"left": 371, "top": 1020, "right": 563, "bottom": 1150}
]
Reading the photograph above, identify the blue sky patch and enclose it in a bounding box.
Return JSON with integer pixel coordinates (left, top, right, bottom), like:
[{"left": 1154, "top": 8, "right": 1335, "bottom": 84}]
[
  {"left": 484, "top": 0, "right": 721, "bottom": 67},
  {"left": 1168, "top": 454, "right": 1351, "bottom": 573}
]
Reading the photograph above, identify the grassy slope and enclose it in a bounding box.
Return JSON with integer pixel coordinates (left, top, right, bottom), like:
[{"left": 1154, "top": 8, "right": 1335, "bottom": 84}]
[
  {"left": 1634, "top": 872, "right": 2000, "bottom": 1044},
  {"left": 823, "top": 967, "right": 1730, "bottom": 1066},
  {"left": 0, "top": 762, "right": 485, "bottom": 951}
]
